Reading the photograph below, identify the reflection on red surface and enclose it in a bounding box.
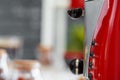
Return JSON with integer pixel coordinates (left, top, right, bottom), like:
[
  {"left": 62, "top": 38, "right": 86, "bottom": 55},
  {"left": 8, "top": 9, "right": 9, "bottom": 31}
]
[
  {"left": 70, "top": 0, "right": 84, "bottom": 9},
  {"left": 18, "top": 77, "right": 24, "bottom": 80},
  {"left": 18, "top": 77, "right": 33, "bottom": 80},
  {"left": 89, "top": 0, "right": 120, "bottom": 80},
  {"left": 64, "top": 52, "right": 84, "bottom": 60}
]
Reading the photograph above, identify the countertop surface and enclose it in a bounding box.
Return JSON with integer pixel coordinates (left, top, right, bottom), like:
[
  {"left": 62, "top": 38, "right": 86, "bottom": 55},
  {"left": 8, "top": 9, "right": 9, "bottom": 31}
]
[{"left": 41, "top": 66, "right": 82, "bottom": 80}]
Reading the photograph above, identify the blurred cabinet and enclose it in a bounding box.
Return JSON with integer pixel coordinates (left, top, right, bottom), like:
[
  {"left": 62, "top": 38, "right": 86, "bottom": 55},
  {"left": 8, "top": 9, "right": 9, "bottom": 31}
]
[{"left": 0, "top": 0, "right": 41, "bottom": 59}]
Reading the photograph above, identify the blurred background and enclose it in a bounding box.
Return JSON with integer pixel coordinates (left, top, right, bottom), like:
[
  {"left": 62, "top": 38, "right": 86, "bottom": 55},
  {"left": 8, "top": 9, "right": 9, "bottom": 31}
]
[
  {"left": 0, "top": 0, "right": 84, "bottom": 64},
  {"left": 0, "top": 0, "right": 41, "bottom": 59},
  {"left": 0, "top": 0, "right": 85, "bottom": 80}
]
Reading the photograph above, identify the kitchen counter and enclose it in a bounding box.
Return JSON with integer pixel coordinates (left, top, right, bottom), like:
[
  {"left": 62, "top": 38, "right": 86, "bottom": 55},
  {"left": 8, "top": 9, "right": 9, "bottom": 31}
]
[{"left": 41, "top": 66, "right": 82, "bottom": 80}]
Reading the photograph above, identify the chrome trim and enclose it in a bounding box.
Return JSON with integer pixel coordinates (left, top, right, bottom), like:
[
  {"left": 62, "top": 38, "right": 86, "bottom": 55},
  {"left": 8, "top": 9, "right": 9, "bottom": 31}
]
[
  {"left": 83, "top": 0, "right": 105, "bottom": 78},
  {"left": 85, "top": 0, "right": 94, "bottom": 2}
]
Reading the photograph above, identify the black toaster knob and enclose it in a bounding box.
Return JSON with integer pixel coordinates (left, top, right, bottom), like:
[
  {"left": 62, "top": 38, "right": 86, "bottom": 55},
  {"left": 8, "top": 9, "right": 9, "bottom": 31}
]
[
  {"left": 67, "top": 8, "right": 83, "bottom": 19},
  {"left": 69, "top": 59, "right": 83, "bottom": 74}
]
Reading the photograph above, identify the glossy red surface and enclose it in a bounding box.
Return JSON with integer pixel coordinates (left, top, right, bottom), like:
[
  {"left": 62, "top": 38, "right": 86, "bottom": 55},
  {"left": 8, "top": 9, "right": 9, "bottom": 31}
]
[
  {"left": 64, "top": 52, "right": 84, "bottom": 60},
  {"left": 89, "top": 0, "right": 120, "bottom": 80},
  {"left": 70, "top": 0, "right": 84, "bottom": 9}
]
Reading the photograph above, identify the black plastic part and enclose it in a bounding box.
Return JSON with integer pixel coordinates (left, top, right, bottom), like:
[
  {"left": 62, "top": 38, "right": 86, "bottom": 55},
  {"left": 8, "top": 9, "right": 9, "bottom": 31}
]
[
  {"left": 89, "top": 62, "right": 93, "bottom": 69},
  {"left": 69, "top": 59, "right": 83, "bottom": 74},
  {"left": 88, "top": 73, "right": 93, "bottom": 80},
  {"left": 91, "top": 40, "right": 96, "bottom": 46},
  {"left": 90, "top": 52, "right": 94, "bottom": 57},
  {"left": 67, "top": 8, "right": 83, "bottom": 19}
]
